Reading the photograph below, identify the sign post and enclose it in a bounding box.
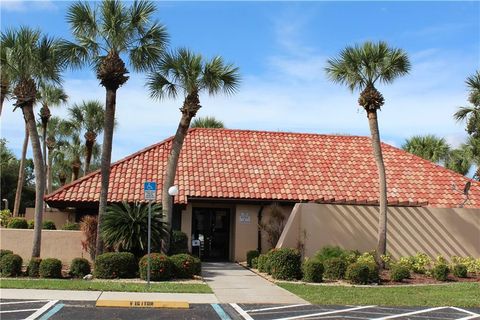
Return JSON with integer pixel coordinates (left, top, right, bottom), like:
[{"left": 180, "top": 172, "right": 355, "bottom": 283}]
[{"left": 143, "top": 182, "right": 157, "bottom": 287}]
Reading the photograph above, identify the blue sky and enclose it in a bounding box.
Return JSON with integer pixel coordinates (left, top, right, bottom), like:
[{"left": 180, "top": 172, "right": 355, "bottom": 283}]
[{"left": 1, "top": 1, "right": 479, "bottom": 171}]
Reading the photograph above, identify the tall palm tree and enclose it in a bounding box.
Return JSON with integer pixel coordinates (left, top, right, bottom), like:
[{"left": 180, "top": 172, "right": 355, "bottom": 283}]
[
  {"left": 402, "top": 135, "right": 450, "bottom": 164},
  {"left": 68, "top": 100, "right": 105, "bottom": 174},
  {"left": 0, "top": 41, "right": 12, "bottom": 117},
  {"left": 446, "top": 145, "right": 473, "bottom": 176},
  {"left": 12, "top": 124, "right": 28, "bottom": 217},
  {"left": 1, "top": 27, "right": 64, "bottom": 257},
  {"left": 61, "top": 0, "right": 168, "bottom": 257},
  {"left": 190, "top": 116, "right": 225, "bottom": 128},
  {"left": 51, "top": 149, "right": 71, "bottom": 188},
  {"left": 325, "top": 41, "right": 410, "bottom": 265},
  {"left": 147, "top": 48, "right": 240, "bottom": 252}
]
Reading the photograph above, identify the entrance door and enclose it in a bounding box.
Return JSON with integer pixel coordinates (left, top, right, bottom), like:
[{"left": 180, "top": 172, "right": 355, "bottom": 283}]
[{"left": 192, "top": 208, "right": 230, "bottom": 261}]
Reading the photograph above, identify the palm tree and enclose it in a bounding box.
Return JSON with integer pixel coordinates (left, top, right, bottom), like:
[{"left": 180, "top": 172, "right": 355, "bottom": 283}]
[
  {"left": 12, "top": 125, "right": 28, "bottom": 217},
  {"left": 446, "top": 145, "right": 473, "bottom": 176},
  {"left": 68, "top": 100, "right": 104, "bottom": 174},
  {"left": 61, "top": 0, "right": 168, "bottom": 257},
  {"left": 0, "top": 41, "right": 12, "bottom": 117},
  {"left": 190, "top": 116, "right": 225, "bottom": 128},
  {"left": 147, "top": 48, "right": 240, "bottom": 252},
  {"left": 402, "top": 135, "right": 450, "bottom": 164},
  {"left": 1, "top": 27, "right": 64, "bottom": 257},
  {"left": 51, "top": 150, "right": 71, "bottom": 187},
  {"left": 102, "top": 201, "right": 167, "bottom": 258},
  {"left": 325, "top": 41, "right": 410, "bottom": 265}
]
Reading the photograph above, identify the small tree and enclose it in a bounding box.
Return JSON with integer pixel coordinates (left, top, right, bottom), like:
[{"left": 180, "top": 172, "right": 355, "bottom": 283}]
[{"left": 259, "top": 203, "right": 287, "bottom": 248}]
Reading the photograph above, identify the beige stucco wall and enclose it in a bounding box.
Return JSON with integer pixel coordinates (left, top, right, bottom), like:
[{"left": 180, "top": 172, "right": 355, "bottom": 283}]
[
  {"left": 25, "top": 208, "right": 75, "bottom": 229},
  {"left": 0, "top": 229, "right": 90, "bottom": 265},
  {"left": 277, "top": 203, "right": 480, "bottom": 259}
]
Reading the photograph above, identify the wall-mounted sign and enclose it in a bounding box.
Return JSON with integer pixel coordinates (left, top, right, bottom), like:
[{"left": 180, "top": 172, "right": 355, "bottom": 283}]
[
  {"left": 239, "top": 212, "right": 251, "bottom": 224},
  {"left": 192, "top": 240, "right": 201, "bottom": 247}
]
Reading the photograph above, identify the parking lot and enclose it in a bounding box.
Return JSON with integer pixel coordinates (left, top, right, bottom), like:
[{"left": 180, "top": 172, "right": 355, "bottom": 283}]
[{"left": 1, "top": 299, "right": 479, "bottom": 319}]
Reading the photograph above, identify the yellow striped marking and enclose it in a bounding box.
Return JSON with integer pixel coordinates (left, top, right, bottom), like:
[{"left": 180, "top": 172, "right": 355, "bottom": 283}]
[{"left": 96, "top": 300, "right": 189, "bottom": 309}]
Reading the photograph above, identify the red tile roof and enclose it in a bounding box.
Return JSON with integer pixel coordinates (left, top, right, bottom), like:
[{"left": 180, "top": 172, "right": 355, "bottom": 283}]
[{"left": 45, "top": 128, "right": 480, "bottom": 208}]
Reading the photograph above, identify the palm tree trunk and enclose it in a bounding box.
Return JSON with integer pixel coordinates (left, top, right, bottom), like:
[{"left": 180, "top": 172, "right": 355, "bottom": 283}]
[
  {"left": 42, "top": 122, "right": 48, "bottom": 208},
  {"left": 22, "top": 102, "right": 46, "bottom": 258},
  {"left": 13, "top": 125, "right": 29, "bottom": 217},
  {"left": 95, "top": 88, "right": 117, "bottom": 258},
  {"left": 47, "top": 148, "right": 53, "bottom": 194},
  {"left": 367, "top": 110, "right": 388, "bottom": 267},
  {"left": 161, "top": 103, "right": 196, "bottom": 254},
  {"left": 85, "top": 139, "right": 94, "bottom": 174}
]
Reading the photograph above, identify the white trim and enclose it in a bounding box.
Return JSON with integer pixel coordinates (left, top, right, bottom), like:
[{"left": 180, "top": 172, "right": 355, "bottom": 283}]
[
  {"left": 246, "top": 304, "right": 310, "bottom": 313},
  {"left": 230, "top": 303, "right": 254, "bottom": 320},
  {"left": 25, "top": 300, "right": 58, "bottom": 320},
  {"left": 373, "top": 306, "right": 448, "bottom": 319},
  {"left": 0, "top": 300, "right": 48, "bottom": 305},
  {"left": 0, "top": 308, "right": 38, "bottom": 314},
  {"left": 274, "top": 305, "right": 376, "bottom": 320}
]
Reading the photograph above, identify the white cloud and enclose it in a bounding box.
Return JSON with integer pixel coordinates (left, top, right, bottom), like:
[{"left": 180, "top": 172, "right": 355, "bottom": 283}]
[{"left": 0, "top": 0, "right": 57, "bottom": 12}]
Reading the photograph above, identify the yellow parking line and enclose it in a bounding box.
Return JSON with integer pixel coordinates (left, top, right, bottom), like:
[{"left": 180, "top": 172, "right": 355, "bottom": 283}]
[{"left": 95, "top": 300, "right": 189, "bottom": 309}]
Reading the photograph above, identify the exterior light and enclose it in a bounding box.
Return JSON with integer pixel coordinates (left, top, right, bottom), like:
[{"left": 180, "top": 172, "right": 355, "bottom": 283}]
[{"left": 168, "top": 186, "right": 179, "bottom": 196}]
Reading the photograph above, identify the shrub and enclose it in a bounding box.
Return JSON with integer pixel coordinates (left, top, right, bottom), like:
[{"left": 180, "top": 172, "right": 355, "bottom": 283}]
[
  {"left": 39, "top": 258, "right": 63, "bottom": 278},
  {"left": 170, "top": 230, "right": 189, "bottom": 255},
  {"left": 28, "top": 220, "right": 35, "bottom": 229},
  {"left": 170, "top": 254, "right": 201, "bottom": 279},
  {"left": 0, "top": 253, "right": 23, "bottom": 277},
  {"left": 0, "top": 249, "right": 13, "bottom": 259},
  {"left": 451, "top": 256, "right": 480, "bottom": 274},
  {"left": 452, "top": 264, "right": 468, "bottom": 278},
  {"left": 42, "top": 220, "right": 56, "bottom": 230},
  {"left": 269, "top": 248, "right": 302, "bottom": 280},
  {"left": 62, "top": 222, "right": 80, "bottom": 230},
  {"left": 345, "top": 262, "right": 370, "bottom": 284},
  {"left": 314, "top": 246, "right": 348, "bottom": 263},
  {"left": 364, "top": 262, "right": 380, "bottom": 283},
  {"left": 7, "top": 218, "right": 28, "bottom": 229},
  {"left": 302, "top": 259, "right": 324, "bottom": 283},
  {"left": 399, "top": 253, "right": 432, "bottom": 274},
  {"left": 139, "top": 253, "right": 173, "bottom": 281},
  {"left": 246, "top": 250, "right": 260, "bottom": 268},
  {"left": 0, "top": 209, "right": 12, "bottom": 227},
  {"left": 27, "top": 258, "right": 42, "bottom": 277},
  {"left": 94, "top": 252, "right": 137, "bottom": 279},
  {"left": 251, "top": 257, "right": 259, "bottom": 269},
  {"left": 432, "top": 263, "right": 449, "bottom": 281},
  {"left": 356, "top": 251, "right": 376, "bottom": 265},
  {"left": 70, "top": 258, "right": 91, "bottom": 278},
  {"left": 257, "top": 253, "right": 271, "bottom": 273},
  {"left": 391, "top": 265, "right": 410, "bottom": 282},
  {"left": 323, "top": 257, "right": 347, "bottom": 280}
]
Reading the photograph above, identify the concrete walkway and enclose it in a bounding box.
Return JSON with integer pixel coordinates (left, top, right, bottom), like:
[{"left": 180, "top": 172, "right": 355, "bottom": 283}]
[{"left": 202, "top": 262, "right": 308, "bottom": 304}]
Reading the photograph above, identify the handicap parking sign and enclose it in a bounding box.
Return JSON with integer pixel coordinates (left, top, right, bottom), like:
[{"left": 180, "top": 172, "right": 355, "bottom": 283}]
[{"left": 143, "top": 182, "right": 157, "bottom": 201}]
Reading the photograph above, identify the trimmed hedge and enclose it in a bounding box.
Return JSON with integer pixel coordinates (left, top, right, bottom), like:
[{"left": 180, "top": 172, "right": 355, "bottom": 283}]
[
  {"left": 0, "top": 253, "right": 23, "bottom": 277},
  {"left": 0, "top": 249, "right": 13, "bottom": 259},
  {"left": 323, "top": 257, "right": 347, "bottom": 280},
  {"left": 62, "top": 222, "right": 80, "bottom": 230},
  {"left": 302, "top": 259, "right": 324, "bottom": 283},
  {"left": 42, "top": 220, "right": 56, "bottom": 230},
  {"left": 391, "top": 265, "right": 410, "bottom": 282},
  {"left": 27, "top": 258, "right": 42, "bottom": 277},
  {"left": 139, "top": 253, "right": 173, "bottom": 281},
  {"left": 247, "top": 250, "right": 260, "bottom": 268},
  {"left": 345, "top": 262, "right": 370, "bottom": 284},
  {"left": 39, "top": 258, "right": 63, "bottom": 278},
  {"left": 257, "top": 253, "right": 271, "bottom": 273},
  {"left": 432, "top": 264, "right": 449, "bottom": 281},
  {"left": 70, "top": 258, "right": 91, "bottom": 278},
  {"left": 365, "top": 262, "right": 380, "bottom": 283},
  {"left": 269, "top": 248, "right": 302, "bottom": 280},
  {"left": 251, "top": 257, "right": 259, "bottom": 269},
  {"left": 170, "top": 230, "right": 189, "bottom": 255},
  {"left": 94, "top": 252, "right": 137, "bottom": 279},
  {"left": 7, "top": 218, "right": 28, "bottom": 229},
  {"left": 453, "top": 264, "right": 468, "bottom": 278},
  {"left": 170, "top": 254, "right": 201, "bottom": 279}
]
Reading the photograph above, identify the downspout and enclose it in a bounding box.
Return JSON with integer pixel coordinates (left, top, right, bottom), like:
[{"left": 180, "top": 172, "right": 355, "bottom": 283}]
[{"left": 257, "top": 205, "right": 264, "bottom": 253}]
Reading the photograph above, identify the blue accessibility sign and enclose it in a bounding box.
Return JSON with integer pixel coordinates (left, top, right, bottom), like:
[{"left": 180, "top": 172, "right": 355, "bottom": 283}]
[
  {"left": 143, "top": 182, "right": 157, "bottom": 201},
  {"left": 144, "top": 182, "right": 157, "bottom": 191}
]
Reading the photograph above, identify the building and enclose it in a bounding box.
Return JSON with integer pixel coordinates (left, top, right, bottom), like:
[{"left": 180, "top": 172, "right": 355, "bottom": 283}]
[{"left": 45, "top": 128, "right": 480, "bottom": 261}]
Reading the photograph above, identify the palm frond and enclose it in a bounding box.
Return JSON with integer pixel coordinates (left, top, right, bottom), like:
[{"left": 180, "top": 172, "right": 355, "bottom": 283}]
[
  {"left": 146, "top": 72, "right": 179, "bottom": 100},
  {"left": 129, "top": 22, "right": 168, "bottom": 72}
]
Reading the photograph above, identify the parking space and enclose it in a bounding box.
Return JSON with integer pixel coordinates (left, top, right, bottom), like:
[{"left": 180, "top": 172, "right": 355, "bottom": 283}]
[
  {"left": 228, "top": 303, "right": 480, "bottom": 320},
  {"left": 0, "top": 299, "right": 61, "bottom": 320}
]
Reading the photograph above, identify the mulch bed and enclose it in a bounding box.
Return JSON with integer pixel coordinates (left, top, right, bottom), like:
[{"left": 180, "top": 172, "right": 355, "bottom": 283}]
[{"left": 380, "top": 270, "right": 480, "bottom": 285}]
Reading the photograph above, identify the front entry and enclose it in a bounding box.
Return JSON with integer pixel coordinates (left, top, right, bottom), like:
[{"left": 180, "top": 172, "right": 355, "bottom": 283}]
[{"left": 192, "top": 208, "right": 230, "bottom": 261}]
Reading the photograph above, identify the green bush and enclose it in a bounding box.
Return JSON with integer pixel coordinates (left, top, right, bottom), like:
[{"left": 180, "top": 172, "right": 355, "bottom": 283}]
[
  {"left": 27, "top": 258, "right": 42, "bottom": 277},
  {"left": 391, "top": 264, "right": 410, "bottom": 282},
  {"left": 62, "top": 222, "right": 80, "bottom": 230},
  {"left": 7, "top": 218, "right": 28, "bottom": 229},
  {"left": 0, "top": 253, "right": 23, "bottom": 277},
  {"left": 365, "top": 262, "right": 380, "bottom": 283},
  {"left": 94, "top": 252, "right": 137, "bottom": 279},
  {"left": 452, "top": 264, "right": 468, "bottom": 278},
  {"left": 323, "top": 257, "right": 347, "bottom": 280},
  {"left": 170, "top": 254, "right": 201, "bottom": 279},
  {"left": 345, "top": 262, "right": 370, "bottom": 284},
  {"left": 251, "top": 257, "right": 258, "bottom": 268},
  {"left": 39, "top": 258, "right": 63, "bottom": 278},
  {"left": 170, "top": 230, "right": 189, "bottom": 255},
  {"left": 70, "top": 258, "right": 91, "bottom": 278},
  {"left": 432, "top": 263, "right": 449, "bottom": 281},
  {"left": 139, "top": 253, "right": 173, "bottom": 281},
  {"left": 302, "top": 259, "right": 324, "bottom": 283},
  {"left": 257, "top": 253, "right": 271, "bottom": 273},
  {"left": 314, "top": 246, "right": 348, "bottom": 262},
  {"left": 269, "top": 248, "right": 302, "bottom": 280},
  {"left": 42, "top": 220, "right": 56, "bottom": 230},
  {"left": 0, "top": 209, "right": 12, "bottom": 226},
  {"left": 28, "top": 220, "right": 34, "bottom": 229},
  {"left": 399, "top": 253, "right": 432, "bottom": 274},
  {"left": 0, "top": 249, "right": 13, "bottom": 259},
  {"left": 246, "top": 250, "right": 260, "bottom": 268}
]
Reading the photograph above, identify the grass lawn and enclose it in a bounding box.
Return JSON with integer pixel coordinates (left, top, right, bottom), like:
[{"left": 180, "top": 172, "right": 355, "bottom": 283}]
[
  {"left": 0, "top": 278, "right": 212, "bottom": 293},
  {"left": 278, "top": 282, "right": 480, "bottom": 307}
]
